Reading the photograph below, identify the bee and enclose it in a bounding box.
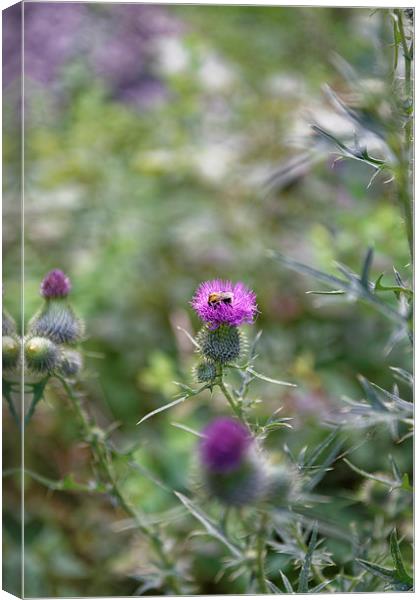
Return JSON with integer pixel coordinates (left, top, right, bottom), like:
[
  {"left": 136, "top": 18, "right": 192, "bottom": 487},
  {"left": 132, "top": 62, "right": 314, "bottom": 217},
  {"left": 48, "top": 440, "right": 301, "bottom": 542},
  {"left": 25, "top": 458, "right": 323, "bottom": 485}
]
[{"left": 208, "top": 291, "right": 234, "bottom": 306}]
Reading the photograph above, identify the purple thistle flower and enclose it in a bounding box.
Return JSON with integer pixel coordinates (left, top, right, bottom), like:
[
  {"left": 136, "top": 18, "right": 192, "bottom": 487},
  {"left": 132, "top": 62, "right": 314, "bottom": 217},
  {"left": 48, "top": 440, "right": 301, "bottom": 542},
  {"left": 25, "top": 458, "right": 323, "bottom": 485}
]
[
  {"left": 199, "top": 417, "right": 253, "bottom": 473},
  {"left": 191, "top": 279, "right": 257, "bottom": 329},
  {"left": 40, "top": 269, "right": 71, "bottom": 299}
]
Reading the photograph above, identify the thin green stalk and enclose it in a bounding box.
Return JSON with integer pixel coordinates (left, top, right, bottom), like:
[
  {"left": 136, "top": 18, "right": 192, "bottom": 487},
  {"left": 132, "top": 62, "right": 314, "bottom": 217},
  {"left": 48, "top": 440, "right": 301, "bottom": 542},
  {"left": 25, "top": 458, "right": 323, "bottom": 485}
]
[
  {"left": 56, "top": 375, "right": 182, "bottom": 595},
  {"left": 255, "top": 511, "right": 270, "bottom": 593},
  {"left": 218, "top": 373, "right": 243, "bottom": 421},
  {"left": 396, "top": 10, "right": 412, "bottom": 98},
  {"left": 392, "top": 10, "right": 413, "bottom": 263}
]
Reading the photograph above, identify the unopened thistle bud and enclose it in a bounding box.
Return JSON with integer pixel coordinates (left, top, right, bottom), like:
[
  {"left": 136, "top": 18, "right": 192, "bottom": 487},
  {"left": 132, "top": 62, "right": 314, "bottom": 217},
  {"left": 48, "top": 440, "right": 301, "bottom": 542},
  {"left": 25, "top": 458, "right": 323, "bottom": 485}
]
[
  {"left": 265, "top": 464, "right": 300, "bottom": 507},
  {"left": 28, "top": 270, "right": 84, "bottom": 344},
  {"left": 199, "top": 417, "right": 267, "bottom": 506},
  {"left": 197, "top": 325, "right": 247, "bottom": 365},
  {"left": 57, "top": 348, "right": 83, "bottom": 378},
  {"left": 193, "top": 360, "right": 217, "bottom": 383},
  {"left": 24, "top": 336, "right": 60, "bottom": 375},
  {"left": 2, "top": 335, "right": 21, "bottom": 371}
]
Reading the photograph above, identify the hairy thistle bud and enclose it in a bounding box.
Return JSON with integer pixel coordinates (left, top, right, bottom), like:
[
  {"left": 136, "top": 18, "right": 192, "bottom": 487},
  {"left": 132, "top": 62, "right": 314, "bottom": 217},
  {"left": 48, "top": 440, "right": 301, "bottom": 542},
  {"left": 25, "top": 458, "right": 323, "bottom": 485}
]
[
  {"left": 57, "top": 348, "right": 83, "bottom": 378},
  {"left": 265, "top": 464, "right": 300, "bottom": 507},
  {"left": 28, "top": 270, "right": 84, "bottom": 344},
  {"left": 28, "top": 301, "right": 84, "bottom": 345},
  {"left": 197, "top": 325, "right": 246, "bottom": 364},
  {"left": 24, "top": 336, "right": 60, "bottom": 375},
  {"left": 199, "top": 418, "right": 267, "bottom": 506},
  {"left": 2, "top": 335, "right": 21, "bottom": 371},
  {"left": 193, "top": 360, "right": 217, "bottom": 383}
]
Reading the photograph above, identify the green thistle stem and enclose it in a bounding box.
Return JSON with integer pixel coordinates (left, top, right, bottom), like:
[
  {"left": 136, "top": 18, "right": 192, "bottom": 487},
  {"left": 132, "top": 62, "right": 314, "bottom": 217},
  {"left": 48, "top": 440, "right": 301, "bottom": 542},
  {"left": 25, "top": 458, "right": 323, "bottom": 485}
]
[
  {"left": 217, "top": 365, "right": 244, "bottom": 421},
  {"left": 256, "top": 511, "right": 270, "bottom": 593},
  {"left": 393, "top": 9, "right": 413, "bottom": 262},
  {"left": 56, "top": 375, "right": 182, "bottom": 595}
]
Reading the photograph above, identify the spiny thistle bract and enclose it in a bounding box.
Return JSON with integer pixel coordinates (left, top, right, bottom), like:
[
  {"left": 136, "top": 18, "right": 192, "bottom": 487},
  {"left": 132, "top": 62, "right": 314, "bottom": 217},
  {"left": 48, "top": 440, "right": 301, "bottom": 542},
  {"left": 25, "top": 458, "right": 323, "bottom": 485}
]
[
  {"left": 193, "top": 360, "right": 217, "bottom": 383},
  {"left": 265, "top": 464, "right": 301, "bottom": 507},
  {"left": 196, "top": 325, "right": 247, "bottom": 365},
  {"left": 57, "top": 348, "right": 83, "bottom": 378},
  {"left": 24, "top": 336, "right": 60, "bottom": 375},
  {"left": 198, "top": 417, "right": 268, "bottom": 506},
  {"left": 2, "top": 335, "right": 20, "bottom": 371},
  {"left": 28, "top": 270, "right": 84, "bottom": 344}
]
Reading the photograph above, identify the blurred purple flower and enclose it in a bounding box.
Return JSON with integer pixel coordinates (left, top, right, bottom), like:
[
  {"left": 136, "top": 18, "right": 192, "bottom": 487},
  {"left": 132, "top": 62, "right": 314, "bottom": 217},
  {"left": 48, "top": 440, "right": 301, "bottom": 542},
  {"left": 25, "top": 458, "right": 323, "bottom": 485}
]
[
  {"left": 24, "top": 3, "right": 84, "bottom": 85},
  {"left": 17, "top": 3, "right": 181, "bottom": 109},
  {"left": 199, "top": 417, "right": 252, "bottom": 473},
  {"left": 41, "top": 269, "right": 71, "bottom": 299},
  {"left": 191, "top": 279, "right": 257, "bottom": 329}
]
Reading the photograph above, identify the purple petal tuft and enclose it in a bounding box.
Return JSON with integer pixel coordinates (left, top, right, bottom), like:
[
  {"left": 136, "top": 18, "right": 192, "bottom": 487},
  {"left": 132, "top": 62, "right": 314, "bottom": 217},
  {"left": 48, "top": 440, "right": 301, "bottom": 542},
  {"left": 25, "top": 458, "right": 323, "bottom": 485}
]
[
  {"left": 199, "top": 417, "right": 252, "bottom": 473},
  {"left": 40, "top": 269, "right": 71, "bottom": 299},
  {"left": 191, "top": 279, "right": 257, "bottom": 328}
]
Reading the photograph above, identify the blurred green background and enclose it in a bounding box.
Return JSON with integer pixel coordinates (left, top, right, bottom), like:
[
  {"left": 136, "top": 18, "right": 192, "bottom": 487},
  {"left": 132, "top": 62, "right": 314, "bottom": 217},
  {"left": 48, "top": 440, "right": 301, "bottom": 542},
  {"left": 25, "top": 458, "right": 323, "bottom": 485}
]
[{"left": 3, "top": 3, "right": 412, "bottom": 596}]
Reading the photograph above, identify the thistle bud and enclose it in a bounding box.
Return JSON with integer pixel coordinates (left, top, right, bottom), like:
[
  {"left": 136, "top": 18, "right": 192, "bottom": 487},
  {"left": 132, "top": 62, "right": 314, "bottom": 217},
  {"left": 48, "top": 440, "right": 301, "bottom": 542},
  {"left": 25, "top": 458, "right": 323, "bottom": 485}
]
[
  {"left": 197, "top": 325, "right": 246, "bottom": 365},
  {"left": 24, "top": 336, "right": 60, "bottom": 375},
  {"left": 193, "top": 360, "right": 217, "bottom": 383},
  {"left": 28, "top": 270, "right": 84, "bottom": 345},
  {"left": 265, "top": 464, "right": 300, "bottom": 507},
  {"left": 199, "top": 418, "right": 267, "bottom": 506},
  {"left": 28, "top": 301, "right": 84, "bottom": 345},
  {"left": 57, "top": 348, "right": 83, "bottom": 378},
  {"left": 2, "top": 335, "right": 21, "bottom": 371}
]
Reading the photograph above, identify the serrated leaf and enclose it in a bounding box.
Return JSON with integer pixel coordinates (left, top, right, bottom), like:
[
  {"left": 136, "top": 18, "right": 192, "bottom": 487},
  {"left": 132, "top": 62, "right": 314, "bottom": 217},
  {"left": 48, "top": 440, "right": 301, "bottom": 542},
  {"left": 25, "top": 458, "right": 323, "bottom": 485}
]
[
  {"left": 137, "top": 396, "right": 188, "bottom": 425},
  {"left": 279, "top": 570, "right": 294, "bottom": 593},
  {"left": 390, "top": 530, "right": 412, "bottom": 585},
  {"left": 136, "top": 383, "right": 209, "bottom": 425},
  {"left": 266, "top": 579, "right": 283, "bottom": 594},
  {"left": 388, "top": 455, "right": 402, "bottom": 482},
  {"left": 361, "top": 247, "right": 374, "bottom": 288},
  {"left": 174, "top": 492, "right": 243, "bottom": 559},
  {"left": 374, "top": 274, "right": 413, "bottom": 297},
  {"left": 297, "top": 523, "right": 318, "bottom": 593},
  {"left": 343, "top": 459, "right": 397, "bottom": 488},
  {"left": 25, "top": 377, "right": 49, "bottom": 425},
  {"left": 390, "top": 367, "right": 413, "bottom": 387},
  {"left": 2, "top": 379, "right": 19, "bottom": 424},
  {"left": 246, "top": 367, "right": 296, "bottom": 387},
  {"left": 305, "top": 428, "right": 341, "bottom": 468},
  {"left": 310, "top": 579, "right": 334, "bottom": 593},
  {"left": 358, "top": 376, "right": 388, "bottom": 412},
  {"left": 356, "top": 559, "right": 395, "bottom": 581},
  {"left": 401, "top": 473, "right": 413, "bottom": 492},
  {"left": 170, "top": 422, "right": 204, "bottom": 437}
]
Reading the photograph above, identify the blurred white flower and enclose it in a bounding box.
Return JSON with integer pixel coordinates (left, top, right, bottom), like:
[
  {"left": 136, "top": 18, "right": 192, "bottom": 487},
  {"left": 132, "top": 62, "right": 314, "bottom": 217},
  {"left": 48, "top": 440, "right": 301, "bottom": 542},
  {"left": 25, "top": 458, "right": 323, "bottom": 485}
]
[
  {"left": 155, "top": 38, "right": 189, "bottom": 75},
  {"left": 198, "top": 54, "right": 235, "bottom": 92},
  {"left": 265, "top": 73, "right": 306, "bottom": 99},
  {"left": 193, "top": 143, "right": 237, "bottom": 182}
]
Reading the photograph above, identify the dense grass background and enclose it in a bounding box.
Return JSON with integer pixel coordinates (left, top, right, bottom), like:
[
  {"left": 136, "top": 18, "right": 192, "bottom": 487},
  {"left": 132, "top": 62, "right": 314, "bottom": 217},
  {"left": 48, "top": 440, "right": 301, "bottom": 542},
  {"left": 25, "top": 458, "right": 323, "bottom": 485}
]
[{"left": 3, "top": 4, "right": 412, "bottom": 596}]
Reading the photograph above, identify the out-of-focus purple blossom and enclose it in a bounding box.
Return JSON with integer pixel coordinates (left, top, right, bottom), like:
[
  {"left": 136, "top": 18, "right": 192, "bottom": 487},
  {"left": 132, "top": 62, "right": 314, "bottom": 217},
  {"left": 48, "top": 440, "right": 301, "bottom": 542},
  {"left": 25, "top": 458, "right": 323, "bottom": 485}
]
[
  {"left": 13, "top": 3, "right": 182, "bottom": 109},
  {"left": 24, "top": 3, "right": 84, "bottom": 85},
  {"left": 199, "top": 417, "right": 252, "bottom": 473},
  {"left": 40, "top": 269, "right": 71, "bottom": 299},
  {"left": 191, "top": 279, "right": 258, "bottom": 329},
  {"left": 2, "top": 3, "right": 22, "bottom": 90}
]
